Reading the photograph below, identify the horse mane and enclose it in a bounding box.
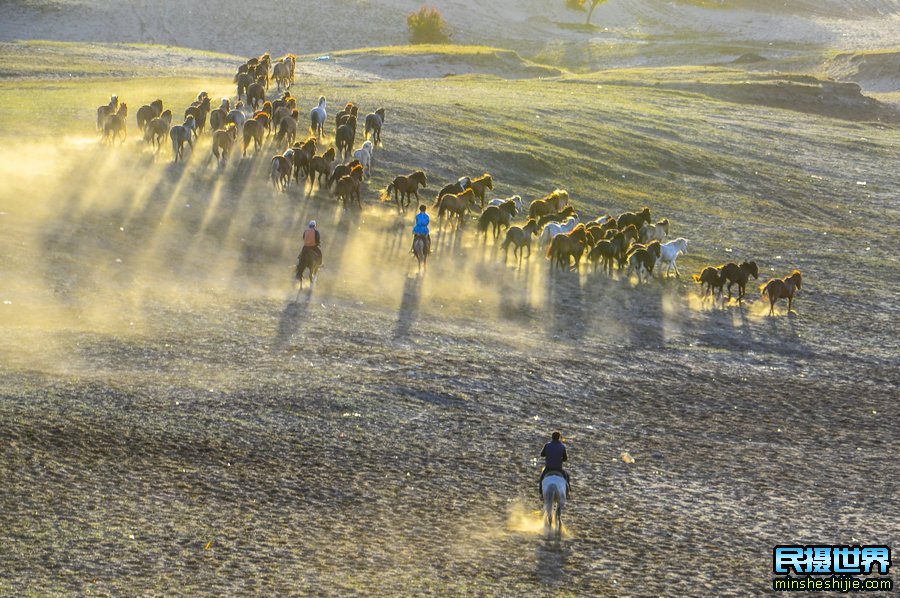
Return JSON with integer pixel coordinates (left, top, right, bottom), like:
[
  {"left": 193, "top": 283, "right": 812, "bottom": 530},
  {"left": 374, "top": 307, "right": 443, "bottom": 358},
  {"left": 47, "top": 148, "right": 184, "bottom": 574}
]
[{"left": 322, "top": 147, "right": 336, "bottom": 159}]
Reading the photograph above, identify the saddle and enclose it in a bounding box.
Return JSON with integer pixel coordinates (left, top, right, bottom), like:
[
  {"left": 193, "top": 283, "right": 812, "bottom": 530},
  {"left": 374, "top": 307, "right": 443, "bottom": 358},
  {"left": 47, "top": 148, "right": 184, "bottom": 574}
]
[{"left": 539, "top": 468, "right": 571, "bottom": 498}]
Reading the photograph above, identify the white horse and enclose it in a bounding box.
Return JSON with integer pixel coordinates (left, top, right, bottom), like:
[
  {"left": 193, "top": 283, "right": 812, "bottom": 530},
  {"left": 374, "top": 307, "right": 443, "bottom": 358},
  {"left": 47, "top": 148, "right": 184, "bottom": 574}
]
[
  {"left": 353, "top": 140, "right": 373, "bottom": 179},
  {"left": 539, "top": 215, "right": 579, "bottom": 247},
  {"left": 226, "top": 105, "right": 246, "bottom": 136},
  {"left": 488, "top": 195, "right": 524, "bottom": 216},
  {"left": 309, "top": 96, "right": 326, "bottom": 138},
  {"left": 542, "top": 474, "right": 567, "bottom": 538},
  {"left": 658, "top": 237, "right": 688, "bottom": 277}
]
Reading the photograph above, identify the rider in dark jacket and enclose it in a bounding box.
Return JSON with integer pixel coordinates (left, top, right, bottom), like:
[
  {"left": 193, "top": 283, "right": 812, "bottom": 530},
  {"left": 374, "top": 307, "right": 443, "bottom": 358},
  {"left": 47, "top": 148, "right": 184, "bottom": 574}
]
[{"left": 539, "top": 431, "right": 570, "bottom": 498}]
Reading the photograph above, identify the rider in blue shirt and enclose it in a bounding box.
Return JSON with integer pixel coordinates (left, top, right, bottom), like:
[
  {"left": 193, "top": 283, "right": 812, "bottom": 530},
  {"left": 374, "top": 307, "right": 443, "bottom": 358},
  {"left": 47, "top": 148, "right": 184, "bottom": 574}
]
[
  {"left": 539, "top": 431, "right": 570, "bottom": 498},
  {"left": 411, "top": 204, "right": 431, "bottom": 255}
]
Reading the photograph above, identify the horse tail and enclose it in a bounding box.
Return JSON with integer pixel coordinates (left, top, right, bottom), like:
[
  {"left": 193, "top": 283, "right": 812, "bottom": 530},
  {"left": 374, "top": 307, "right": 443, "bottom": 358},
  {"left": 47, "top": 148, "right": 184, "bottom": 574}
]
[
  {"left": 271, "top": 158, "right": 279, "bottom": 187},
  {"left": 381, "top": 183, "right": 394, "bottom": 202},
  {"left": 760, "top": 280, "right": 771, "bottom": 297},
  {"left": 692, "top": 273, "right": 702, "bottom": 283}
]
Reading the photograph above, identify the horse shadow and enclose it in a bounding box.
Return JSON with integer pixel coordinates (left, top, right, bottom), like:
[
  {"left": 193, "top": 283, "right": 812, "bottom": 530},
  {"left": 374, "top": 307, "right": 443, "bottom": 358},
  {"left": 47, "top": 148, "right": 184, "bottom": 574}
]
[
  {"left": 535, "top": 539, "right": 570, "bottom": 585},
  {"left": 272, "top": 293, "right": 312, "bottom": 351},
  {"left": 393, "top": 275, "right": 423, "bottom": 339}
]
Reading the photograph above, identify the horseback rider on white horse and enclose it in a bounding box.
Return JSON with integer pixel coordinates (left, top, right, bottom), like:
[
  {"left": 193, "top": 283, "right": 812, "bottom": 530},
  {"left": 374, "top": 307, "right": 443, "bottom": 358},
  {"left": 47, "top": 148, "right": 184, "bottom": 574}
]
[{"left": 539, "top": 431, "right": 571, "bottom": 499}]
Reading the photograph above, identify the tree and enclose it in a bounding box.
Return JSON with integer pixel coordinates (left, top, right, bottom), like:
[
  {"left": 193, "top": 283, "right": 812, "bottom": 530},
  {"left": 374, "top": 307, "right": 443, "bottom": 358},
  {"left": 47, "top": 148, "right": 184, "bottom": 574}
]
[
  {"left": 565, "top": 0, "right": 609, "bottom": 26},
  {"left": 407, "top": 5, "right": 451, "bottom": 45}
]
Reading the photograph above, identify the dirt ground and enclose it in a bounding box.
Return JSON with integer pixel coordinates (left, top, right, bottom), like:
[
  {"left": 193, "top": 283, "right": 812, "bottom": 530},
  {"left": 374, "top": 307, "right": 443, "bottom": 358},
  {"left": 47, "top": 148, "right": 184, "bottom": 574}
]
[{"left": 0, "top": 121, "right": 897, "bottom": 593}]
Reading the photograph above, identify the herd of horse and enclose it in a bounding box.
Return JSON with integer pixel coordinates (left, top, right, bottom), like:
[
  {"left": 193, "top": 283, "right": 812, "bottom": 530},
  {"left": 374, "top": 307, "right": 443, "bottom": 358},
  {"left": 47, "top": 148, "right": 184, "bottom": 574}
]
[{"left": 93, "top": 51, "right": 802, "bottom": 315}]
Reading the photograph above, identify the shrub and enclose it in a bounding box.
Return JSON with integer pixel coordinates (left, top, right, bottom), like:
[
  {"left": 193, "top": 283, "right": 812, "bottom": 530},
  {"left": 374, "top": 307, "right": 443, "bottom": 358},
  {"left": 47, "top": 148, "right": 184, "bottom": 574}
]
[{"left": 407, "top": 6, "right": 451, "bottom": 45}]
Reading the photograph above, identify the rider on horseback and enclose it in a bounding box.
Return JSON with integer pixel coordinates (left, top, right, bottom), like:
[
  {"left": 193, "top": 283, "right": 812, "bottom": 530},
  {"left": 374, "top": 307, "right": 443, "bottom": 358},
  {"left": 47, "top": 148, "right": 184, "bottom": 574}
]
[
  {"left": 411, "top": 204, "right": 431, "bottom": 255},
  {"left": 539, "top": 431, "right": 571, "bottom": 498},
  {"left": 300, "top": 220, "right": 322, "bottom": 265}
]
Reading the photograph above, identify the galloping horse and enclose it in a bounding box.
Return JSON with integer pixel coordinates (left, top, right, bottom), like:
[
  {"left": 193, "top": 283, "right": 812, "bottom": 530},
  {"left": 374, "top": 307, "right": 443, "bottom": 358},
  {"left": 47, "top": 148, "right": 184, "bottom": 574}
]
[
  {"left": 295, "top": 246, "right": 322, "bottom": 292},
  {"left": 101, "top": 103, "right": 128, "bottom": 145},
  {"left": 144, "top": 110, "right": 172, "bottom": 152},
  {"left": 308, "top": 147, "right": 337, "bottom": 189},
  {"left": 271, "top": 149, "right": 294, "bottom": 191},
  {"left": 310, "top": 96, "right": 327, "bottom": 139},
  {"left": 184, "top": 95, "right": 211, "bottom": 136},
  {"left": 413, "top": 235, "right": 427, "bottom": 274},
  {"left": 539, "top": 216, "right": 579, "bottom": 247},
  {"left": 468, "top": 174, "right": 493, "bottom": 210},
  {"left": 658, "top": 237, "right": 688, "bottom": 277},
  {"left": 547, "top": 231, "right": 586, "bottom": 271},
  {"left": 761, "top": 270, "right": 802, "bottom": 315},
  {"left": 364, "top": 108, "right": 385, "bottom": 145},
  {"left": 488, "top": 195, "right": 524, "bottom": 216},
  {"left": 694, "top": 266, "right": 726, "bottom": 299},
  {"left": 627, "top": 240, "right": 662, "bottom": 283},
  {"left": 212, "top": 124, "right": 237, "bottom": 167},
  {"left": 502, "top": 219, "right": 539, "bottom": 263},
  {"left": 529, "top": 189, "right": 569, "bottom": 219},
  {"left": 136, "top": 99, "right": 163, "bottom": 133},
  {"left": 385, "top": 171, "right": 428, "bottom": 212},
  {"left": 437, "top": 188, "right": 477, "bottom": 228},
  {"left": 588, "top": 240, "right": 617, "bottom": 275},
  {"left": 353, "top": 140, "right": 374, "bottom": 179},
  {"left": 96, "top": 95, "right": 118, "bottom": 131},
  {"left": 639, "top": 219, "right": 669, "bottom": 243},
  {"left": 169, "top": 115, "right": 196, "bottom": 162},
  {"left": 242, "top": 118, "right": 265, "bottom": 157},
  {"left": 435, "top": 177, "right": 470, "bottom": 203},
  {"left": 720, "top": 261, "right": 759, "bottom": 304},
  {"left": 542, "top": 473, "right": 567, "bottom": 538},
  {"left": 478, "top": 200, "right": 516, "bottom": 240},
  {"left": 616, "top": 207, "right": 652, "bottom": 231}
]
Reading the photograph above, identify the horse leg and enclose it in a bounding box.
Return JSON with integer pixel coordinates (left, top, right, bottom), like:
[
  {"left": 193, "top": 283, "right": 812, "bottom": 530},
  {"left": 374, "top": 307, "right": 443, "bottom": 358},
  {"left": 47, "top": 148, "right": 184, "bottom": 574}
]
[{"left": 788, "top": 294, "right": 793, "bottom": 314}]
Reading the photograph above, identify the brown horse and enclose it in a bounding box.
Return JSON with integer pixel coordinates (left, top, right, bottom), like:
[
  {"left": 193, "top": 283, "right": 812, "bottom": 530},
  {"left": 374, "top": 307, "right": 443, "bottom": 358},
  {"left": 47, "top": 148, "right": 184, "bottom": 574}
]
[
  {"left": 528, "top": 189, "right": 569, "bottom": 219},
  {"left": 242, "top": 118, "right": 264, "bottom": 157},
  {"left": 502, "top": 219, "right": 540, "bottom": 263},
  {"left": 693, "top": 266, "right": 726, "bottom": 299},
  {"left": 295, "top": 245, "right": 322, "bottom": 291},
  {"left": 761, "top": 270, "right": 803, "bottom": 315},
  {"left": 101, "top": 103, "right": 128, "bottom": 145},
  {"left": 291, "top": 137, "right": 318, "bottom": 182},
  {"left": 308, "top": 147, "right": 337, "bottom": 189},
  {"left": 328, "top": 160, "right": 361, "bottom": 190},
  {"left": 334, "top": 165, "right": 364, "bottom": 210},
  {"left": 184, "top": 95, "right": 211, "bottom": 136},
  {"left": 271, "top": 150, "right": 294, "bottom": 191},
  {"left": 477, "top": 205, "right": 513, "bottom": 240},
  {"left": 616, "top": 207, "right": 652, "bottom": 231},
  {"left": 626, "top": 241, "right": 661, "bottom": 283},
  {"left": 437, "top": 188, "right": 477, "bottom": 227},
  {"left": 212, "top": 124, "right": 237, "bottom": 167},
  {"left": 547, "top": 226, "right": 587, "bottom": 270},
  {"left": 588, "top": 239, "right": 616, "bottom": 275},
  {"left": 364, "top": 108, "right": 385, "bottom": 145},
  {"left": 144, "top": 110, "right": 172, "bottom": 152},
  {"left": 611, "top": 224, "right": 639, "bottom": 268},
  {"left": 274, "top": 110, "right": 300, "bottom": 148},
  {"left": 385, "top": 171, "right": 428, "bottom": 211},
  {"left": 96, "top": 95, "right": 118, "bottom": 131},
  {"left": 468, "top": 173, "right": 493, "bottom": 210},
  {"left": 720, "top": 261, "right": 759, "bottom": 304},
  {"left": 136, "top": 99, "right": 163, "bottom": 132}
]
